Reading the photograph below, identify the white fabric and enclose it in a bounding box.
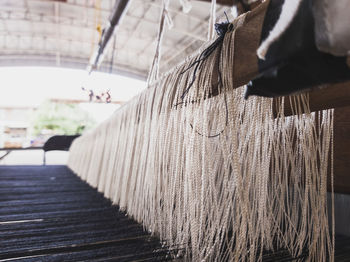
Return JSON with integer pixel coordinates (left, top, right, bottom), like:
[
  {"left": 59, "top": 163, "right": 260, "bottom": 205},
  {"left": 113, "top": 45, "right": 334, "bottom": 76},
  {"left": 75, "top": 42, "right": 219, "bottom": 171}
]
[
  {"left": 257, "top": 0, "right": 302, "bottom": 59},
  {"left": 313, "top": 0, "right": 350, "bottom": 56}
]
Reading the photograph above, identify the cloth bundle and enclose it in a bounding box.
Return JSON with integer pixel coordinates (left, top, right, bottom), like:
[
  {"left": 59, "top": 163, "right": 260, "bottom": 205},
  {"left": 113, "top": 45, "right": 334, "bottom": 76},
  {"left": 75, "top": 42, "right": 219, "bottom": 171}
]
[{"left": 248, "top": 0, "right": 350, "bottom": 98}]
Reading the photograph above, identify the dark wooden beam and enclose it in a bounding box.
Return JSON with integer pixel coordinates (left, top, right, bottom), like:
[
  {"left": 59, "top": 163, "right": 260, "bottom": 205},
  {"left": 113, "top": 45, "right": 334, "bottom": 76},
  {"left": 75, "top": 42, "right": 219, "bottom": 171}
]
[
  {"left": 277, "top": 82, "right": 350, "bottom": 117},
  {"left": 332, "top": 105, "right": 350, "bottom": 194},
  {"left": 197, "top": 0, "right": 350, "bottom": 115}
]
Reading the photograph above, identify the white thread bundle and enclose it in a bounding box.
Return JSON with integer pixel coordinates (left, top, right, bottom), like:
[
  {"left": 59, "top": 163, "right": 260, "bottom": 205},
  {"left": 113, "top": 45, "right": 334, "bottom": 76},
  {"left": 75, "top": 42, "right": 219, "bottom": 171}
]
[{"left": 68, "top": 27, "right": 334, "bottom": 261}]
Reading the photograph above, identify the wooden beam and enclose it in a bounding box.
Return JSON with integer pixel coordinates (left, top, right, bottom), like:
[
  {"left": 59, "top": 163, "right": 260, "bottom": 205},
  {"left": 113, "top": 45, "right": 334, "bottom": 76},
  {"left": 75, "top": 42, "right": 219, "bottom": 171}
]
[
  {"left": 277, "top": 82, "right": 350, "bottom": 116},
  {"left": 332, "top": 105, "right": 350, "bottom": 194},
  {"left": 196, "top": 0, "right": 350, "bottom": 114}
]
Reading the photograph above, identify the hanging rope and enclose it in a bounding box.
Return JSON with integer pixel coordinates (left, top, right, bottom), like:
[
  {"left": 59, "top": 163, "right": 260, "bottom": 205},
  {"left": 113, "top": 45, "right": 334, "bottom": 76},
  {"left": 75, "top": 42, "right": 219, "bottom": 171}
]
[{"left": 147, "top": 0, "right": 173, "bottom": 85}]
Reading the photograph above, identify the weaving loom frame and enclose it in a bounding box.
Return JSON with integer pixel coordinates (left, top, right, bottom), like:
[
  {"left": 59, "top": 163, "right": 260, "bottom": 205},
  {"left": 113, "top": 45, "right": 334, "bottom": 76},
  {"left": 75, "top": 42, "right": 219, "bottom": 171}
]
[{"left": 68, "top": 1, "right": 337, "bottom": 261}]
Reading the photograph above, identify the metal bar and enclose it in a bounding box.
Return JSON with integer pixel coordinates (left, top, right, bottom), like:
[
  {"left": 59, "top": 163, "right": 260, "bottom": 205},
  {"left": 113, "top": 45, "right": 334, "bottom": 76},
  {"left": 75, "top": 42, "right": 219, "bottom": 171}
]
[
  {"left": 0, "top": 151, "right": 11, "bottom": 161},
  {"left": 87, "top": 0, "right": 130, "bottom": 73}
]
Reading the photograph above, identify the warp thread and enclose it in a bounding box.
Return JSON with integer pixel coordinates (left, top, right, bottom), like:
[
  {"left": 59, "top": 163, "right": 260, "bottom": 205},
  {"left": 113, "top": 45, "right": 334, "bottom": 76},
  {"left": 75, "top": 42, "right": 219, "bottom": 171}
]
[
  {"left": 147, "top": 0, "right": 173, "bottom": 85},
  {"left": 68, "top": 2, "right": 335, "bottom": 261},
  {"left": 176, "top": 19, "right": 233, "bottom": 105},
  {"left": 68, "top": 27, "right": 334, "bottom": 261},
  {"left": 175, "top": 19, "right": 233, "bottom": 137}
]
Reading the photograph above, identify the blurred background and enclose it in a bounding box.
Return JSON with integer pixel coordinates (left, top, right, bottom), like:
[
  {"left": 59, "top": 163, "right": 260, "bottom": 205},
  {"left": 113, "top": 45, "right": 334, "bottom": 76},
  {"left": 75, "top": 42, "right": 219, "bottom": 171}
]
[
  {"left": 0, "top": 0, "right": 227, "bottom": 165},
  {"left": 0, "top": 67, "right": 146, "bottom": 165}
]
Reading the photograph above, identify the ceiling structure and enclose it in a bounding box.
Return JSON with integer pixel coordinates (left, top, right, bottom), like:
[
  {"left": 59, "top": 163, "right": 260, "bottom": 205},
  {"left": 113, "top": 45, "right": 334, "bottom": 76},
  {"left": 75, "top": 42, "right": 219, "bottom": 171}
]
[{"left": 0, "top": 0, "right": 233, "bottom": 80}]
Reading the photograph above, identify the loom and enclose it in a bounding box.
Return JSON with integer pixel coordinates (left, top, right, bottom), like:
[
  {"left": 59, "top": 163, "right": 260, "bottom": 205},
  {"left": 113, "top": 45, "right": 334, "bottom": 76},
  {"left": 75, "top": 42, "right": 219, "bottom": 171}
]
[
  {"left": 1, "top": 0, "right": 350, "bottom": 261},
  {"left": 68, "top": 0, "right": 350, "bottom": 261}
]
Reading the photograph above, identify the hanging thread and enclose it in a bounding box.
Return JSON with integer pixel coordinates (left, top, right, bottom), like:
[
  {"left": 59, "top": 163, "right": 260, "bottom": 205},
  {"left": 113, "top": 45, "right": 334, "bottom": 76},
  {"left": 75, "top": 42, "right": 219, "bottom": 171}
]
[{"left": 147, "top": 0, "right": 173, "bottom": 85}]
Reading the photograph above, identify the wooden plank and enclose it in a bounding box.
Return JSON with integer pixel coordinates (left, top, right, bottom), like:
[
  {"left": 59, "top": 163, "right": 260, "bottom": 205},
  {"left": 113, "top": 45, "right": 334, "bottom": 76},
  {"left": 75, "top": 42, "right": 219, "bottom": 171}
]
[
  {"left": 281, "top": 82, "right": 350, "bottom": 116},
  {"left": 332, "top": 106, "right": 350, "bottom": 194}
]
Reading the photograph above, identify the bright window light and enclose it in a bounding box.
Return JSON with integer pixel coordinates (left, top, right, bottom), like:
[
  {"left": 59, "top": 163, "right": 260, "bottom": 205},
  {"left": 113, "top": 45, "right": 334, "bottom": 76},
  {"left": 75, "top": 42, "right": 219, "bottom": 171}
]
[{"left": 0, "top": 67, "right": 146, "bottom": 164}]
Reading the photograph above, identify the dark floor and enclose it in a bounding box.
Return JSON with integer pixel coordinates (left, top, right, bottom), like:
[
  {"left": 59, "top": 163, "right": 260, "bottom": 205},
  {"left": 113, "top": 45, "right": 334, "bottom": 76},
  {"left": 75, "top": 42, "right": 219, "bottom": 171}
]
[
  {"left": 1, "top": 165, "right": 350, "bottom": 262},
  {"left": 0, "top": 165, "right": 171, "bottom": 262}
]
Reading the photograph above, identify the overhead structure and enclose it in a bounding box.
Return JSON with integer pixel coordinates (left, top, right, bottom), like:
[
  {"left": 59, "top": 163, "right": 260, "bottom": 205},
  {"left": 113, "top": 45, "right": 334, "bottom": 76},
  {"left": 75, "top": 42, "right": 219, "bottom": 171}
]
[
  {"left": 87, "top": 0, "right": 130, "bottom": 74},
  {"left": 0, "top": 0, "right": 230, "bottom": 79}
]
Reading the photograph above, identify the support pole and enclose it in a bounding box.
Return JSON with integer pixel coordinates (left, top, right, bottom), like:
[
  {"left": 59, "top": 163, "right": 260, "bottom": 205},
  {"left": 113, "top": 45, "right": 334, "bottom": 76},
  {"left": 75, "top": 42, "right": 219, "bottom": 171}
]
[{"left": 87, "top": 0, "right": 130, "bottom": 73}]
